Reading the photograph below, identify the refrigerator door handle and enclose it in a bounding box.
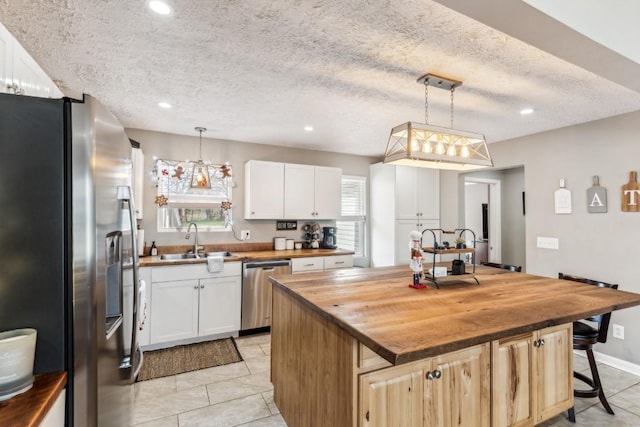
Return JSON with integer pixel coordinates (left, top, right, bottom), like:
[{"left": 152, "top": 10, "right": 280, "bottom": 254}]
[{"left": 117, "top": 185, "right": 142, "bottom": 382}]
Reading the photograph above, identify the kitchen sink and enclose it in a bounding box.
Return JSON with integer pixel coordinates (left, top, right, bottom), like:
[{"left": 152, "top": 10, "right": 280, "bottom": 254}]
[
  {"left": 205, "top": 251, "right": 235, "bottom": 258},
  {"left": 160, "top": 253, "right": 200, "bottom": 260},
  {"left": 159, "top": 251, "right": 236, "bottom": 260}
]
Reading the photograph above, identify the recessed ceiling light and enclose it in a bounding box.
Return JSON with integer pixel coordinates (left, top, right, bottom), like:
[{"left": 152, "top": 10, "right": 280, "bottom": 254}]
[
  {"left": 520, "top": 108, "right": 535, "bottom": 115},
  {"left": 158, "top": 102, "right": 172, "bottom": 109},
  {"left": 304, "top": 126, "right": 314, "bottom": 132},
  {"left": 148, "top": 0, "right": 172, "bottom": 15}
]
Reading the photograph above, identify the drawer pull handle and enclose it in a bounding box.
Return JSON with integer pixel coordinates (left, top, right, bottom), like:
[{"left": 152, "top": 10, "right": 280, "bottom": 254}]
[
  {"left": 304, "top": 264, "right": 314, "bottom": 267},
  {"left": 335, "top": 261, "right": 344, "bottom": 264}
]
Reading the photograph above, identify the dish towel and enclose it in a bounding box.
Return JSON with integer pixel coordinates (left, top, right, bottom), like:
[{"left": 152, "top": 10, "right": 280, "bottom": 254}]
[
  {"left": 138, "top": 279, "right": 147, "bottom": 331},
  {"left": 207, "top": 256, "right": 224, "bottom": 273}
]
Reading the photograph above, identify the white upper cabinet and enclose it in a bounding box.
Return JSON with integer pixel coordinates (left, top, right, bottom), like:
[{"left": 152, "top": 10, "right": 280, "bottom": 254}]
[
  {"left": 244, "top": 160, "right": 285, "bottom": 219},
  {"left": 284, "top": 163, "right": 316, "bottom": 219},
  {"left": 246, "top": 161, "right": 341, "bottom": 220},
  {"left": 313, "top": 166, "right": 342, "bottom": 219},
  {"left": 395, "top": 166, "right": 440, "bottom": 221},
  {"left": 131, "top": 147, "right": 144, "bottom": 219},
  {"left": 284, "top": 164, "right": 341, "bottom": 220},
  {"left": 0, "top": 22, "right": 63, "bottom": 98}
]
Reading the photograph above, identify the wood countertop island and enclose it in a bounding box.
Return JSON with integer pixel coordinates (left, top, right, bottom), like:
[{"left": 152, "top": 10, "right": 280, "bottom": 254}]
[{"left": 270, "top": 265, "right": 640, "bottom": 427}]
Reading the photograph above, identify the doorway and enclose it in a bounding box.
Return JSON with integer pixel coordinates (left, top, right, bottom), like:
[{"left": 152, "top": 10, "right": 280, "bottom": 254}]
[
  {"left": 463, "top": 167, "right": 525, "bottom": 270},
  {"left": 464, "top": 177, "right": 501, "bottom": 263}
]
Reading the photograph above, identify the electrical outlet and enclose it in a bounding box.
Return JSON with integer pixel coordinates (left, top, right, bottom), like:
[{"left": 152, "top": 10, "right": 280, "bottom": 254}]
[
  {"left": 241, "top": 230, "right": 251, "bottom": 241},
  {"left": 536, "top": 236, "right": 559, "bottom": 250},
  {"left": 612, "top": 324, "right": 624, "bottom": 340}
]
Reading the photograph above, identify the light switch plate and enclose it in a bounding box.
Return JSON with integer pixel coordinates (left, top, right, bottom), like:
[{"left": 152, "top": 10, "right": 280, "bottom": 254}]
[{"left": 537, "top": 236, "right": 559, "bottom": 250}]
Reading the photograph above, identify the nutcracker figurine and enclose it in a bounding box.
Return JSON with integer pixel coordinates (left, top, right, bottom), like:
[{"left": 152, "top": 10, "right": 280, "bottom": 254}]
[{"left": 409, "top": 230, "right": 425, "bottom": 288}]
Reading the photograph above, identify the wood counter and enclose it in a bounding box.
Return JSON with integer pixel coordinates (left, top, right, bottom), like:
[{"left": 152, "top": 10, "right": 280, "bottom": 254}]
[
  {"left": 270, "top": 265, "right": 640, "bottom": 427},
  {"left": 0, "top": 372, "right": 67, "bottom": 427},
  {"left": 140, "top": 248, "right": 354, "bottom": 267}
]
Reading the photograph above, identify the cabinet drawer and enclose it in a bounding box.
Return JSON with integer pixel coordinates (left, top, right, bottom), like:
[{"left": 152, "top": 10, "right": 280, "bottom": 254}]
[
  {"left": 151, "top": 261, "right": 241, "bottom": 282},
  {"left": 324, "top": 255, "right": 353, "bottom": 270},
  {"left": 291, "top": 257, "right": 324, "bottom": 273}
]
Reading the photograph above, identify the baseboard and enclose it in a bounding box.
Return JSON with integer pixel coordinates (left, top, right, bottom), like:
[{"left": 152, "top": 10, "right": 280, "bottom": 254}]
[{"left": 574, "top": 350, "right": 640, "bottom": 377}]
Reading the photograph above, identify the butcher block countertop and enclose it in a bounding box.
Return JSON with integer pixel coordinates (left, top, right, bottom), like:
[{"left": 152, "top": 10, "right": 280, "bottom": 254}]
[
  {"left": 0, "top": 372, "right": 66, "bottom": 427},
  {"left": 140, "top": 248, "right": 354, "bottom": 267},
  {"left": 270, "top": 265, "right": 640, "bottom": 365}
]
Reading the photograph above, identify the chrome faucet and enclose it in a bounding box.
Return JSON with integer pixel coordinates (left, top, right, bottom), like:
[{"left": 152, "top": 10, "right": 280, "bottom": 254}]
[{"left": 185, "top": 222, "right": 200, "bottom": 256}]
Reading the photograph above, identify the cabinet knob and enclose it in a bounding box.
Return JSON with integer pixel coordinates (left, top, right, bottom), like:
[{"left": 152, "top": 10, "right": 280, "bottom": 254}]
[
  {"left": 251, "top": 211, "right": 255, "bottom": 215},
  {"left": 200, "top": 284, "right": 205, "bottom": 289},
  {"left": 533, "top": 338, "right": 546, "bottom": 347},
  {"left": 7, "top": 82, "right": 24, "bottom": 95},
  {"left": 426, "top": 370, "right": 442, "bottom": 380},
  {"left": 194, "top": 285, "right": 199, "bottom": 289}
]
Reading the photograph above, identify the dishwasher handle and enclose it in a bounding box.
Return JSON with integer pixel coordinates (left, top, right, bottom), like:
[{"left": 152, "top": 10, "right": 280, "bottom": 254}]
[{"left": 244, "top": 260, "right": 291, "bottom": 269}]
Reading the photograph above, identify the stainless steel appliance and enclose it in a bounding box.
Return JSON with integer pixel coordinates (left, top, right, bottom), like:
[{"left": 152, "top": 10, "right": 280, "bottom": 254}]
[
  {"left": 322, "top": 226, "right": 337, "bottom": 249},
  {"left": 241, "top": 260, "right": 291, "bottom": 330},
  {"left": 0, "top": 93, "right": 143, "bottom": 426}
]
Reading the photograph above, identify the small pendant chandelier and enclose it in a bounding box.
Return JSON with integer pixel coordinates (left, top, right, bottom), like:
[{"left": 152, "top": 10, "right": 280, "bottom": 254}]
[
  {"left": 190, "top": 126, "right": 211, "bottom": 189},
  {"left": 384, "top": 73, "right": 493, "bottom": 170}
]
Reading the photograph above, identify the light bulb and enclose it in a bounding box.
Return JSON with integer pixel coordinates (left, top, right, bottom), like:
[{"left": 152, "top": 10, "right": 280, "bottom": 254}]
[
  {"left": 435, "top": 142, "right": 445, "bottom": 155},
  {"left": 447, "top": 144, "right": 457, "bottom": 156},
  {"left": 460, "top": 145, "right": 470, "bottom": 158},
  {"left": 422, "top": 142, "right": 432, "bottom": 153}
]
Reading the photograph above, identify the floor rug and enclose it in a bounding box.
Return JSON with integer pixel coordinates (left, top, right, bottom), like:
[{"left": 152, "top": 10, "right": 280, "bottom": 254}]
[{"left": 136, "top": 338, "right": 243, "bottom": 382}]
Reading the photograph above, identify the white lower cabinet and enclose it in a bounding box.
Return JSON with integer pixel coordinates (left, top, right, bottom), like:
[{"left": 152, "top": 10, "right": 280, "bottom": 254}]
[
  {"left": 149, "top": 262, "right": 241, "bottom": 345},
  {"left": 291, "top": 255, "right": 354, "bottom": 274}
]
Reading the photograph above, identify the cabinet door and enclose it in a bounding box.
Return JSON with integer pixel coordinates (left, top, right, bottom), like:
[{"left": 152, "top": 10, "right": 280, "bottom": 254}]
[
  {"left": 324, "top": 255, "right": 354, "bottom": 270},
  {"left": 534, "top": 324, "right": 573, "bottom": 423},
  {"left": 417, "top": 168, "right": 440, "bottom": 219},
  {"left": 284, "top": 163, "right": 315, "bottom": 219},
  {"left": 492, "top": 333, "right": 535, "bottom": 427},
  {"left": 314, "top": 166, "right": 342, "bottom": 219},
  {"left": 150, "top": 279, "right": 198, "bottom": 344},
  {"left": 245, "top": 160, "right": 284, "bottom": 219},
  {"left": 0, "top": 23, "right": 11, "bottom": 94},
  {"left": 291, "top": 257, "right": 324, "bottom": 273},
  {"left": 359, "top": 361, "right": 425, "bottom": 427},
  {"left": 395, "top": 166, "right": 420, "bottom": 220},
  {"left": 198, "top": 276, "right": 241, "bottom": 336},
  {"left": 131, "top": 147, "right": 144, "bottom": 219},
  {"left": 426, "top": 343, "right": 490, "bottom": 427}
]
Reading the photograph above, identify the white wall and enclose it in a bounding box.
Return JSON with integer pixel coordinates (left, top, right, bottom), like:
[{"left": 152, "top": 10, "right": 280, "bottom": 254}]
[
  {"left": 126, "top": 128, "right": 377, "bottom": 264},
  {"left": 440, "top": 111, "right": 640, "bottom": 365}
]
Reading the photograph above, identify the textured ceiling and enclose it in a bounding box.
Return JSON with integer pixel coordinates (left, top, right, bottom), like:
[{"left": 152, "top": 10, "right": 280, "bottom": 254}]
[{"left": 2, "top": 1, "right": 640, "bottom": 158}]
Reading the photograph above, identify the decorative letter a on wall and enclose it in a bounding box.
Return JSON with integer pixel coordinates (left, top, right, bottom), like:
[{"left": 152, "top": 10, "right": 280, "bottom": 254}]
[{"left": 587, "top": 176, "right": 607, "bottom": 213}]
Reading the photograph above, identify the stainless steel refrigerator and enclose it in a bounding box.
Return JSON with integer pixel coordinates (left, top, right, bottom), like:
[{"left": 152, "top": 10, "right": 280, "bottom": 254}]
[{"left": 0, "top": 93, "right": 143, "bottom": 426}]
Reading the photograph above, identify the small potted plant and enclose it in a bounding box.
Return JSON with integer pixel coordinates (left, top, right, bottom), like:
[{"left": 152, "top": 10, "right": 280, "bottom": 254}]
[{"left": 455, "top": 237, "right": 466, "bottom": 249}]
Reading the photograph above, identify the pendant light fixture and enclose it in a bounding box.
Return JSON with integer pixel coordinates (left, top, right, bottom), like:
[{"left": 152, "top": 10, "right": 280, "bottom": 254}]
[
  {"left": 190, "top": 127, "right": 211, "bottom": 189},
  {"left": 384, "top": 73, "right": 493, "bottom": 170}
]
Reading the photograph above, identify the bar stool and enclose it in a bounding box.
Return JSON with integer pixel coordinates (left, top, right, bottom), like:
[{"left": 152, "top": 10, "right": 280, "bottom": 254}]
[
  {"left": 558, "top": 273, "right": 618, "bottom": 422},
  {"left": 481, "top": 262, "right": 522, "bottom": 272}
]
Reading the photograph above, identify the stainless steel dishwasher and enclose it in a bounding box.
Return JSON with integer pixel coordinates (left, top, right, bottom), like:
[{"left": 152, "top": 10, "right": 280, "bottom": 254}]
[{"left": 241, "top": 259, "right": 291, "bottom": 331}]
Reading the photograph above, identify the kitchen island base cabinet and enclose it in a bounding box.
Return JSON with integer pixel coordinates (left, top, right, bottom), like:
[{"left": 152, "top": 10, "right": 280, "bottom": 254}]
[
  {"left": 360, "top": 343, "right": 490, "bottom": 427},
  {"left": 492, "top": 323, "right": 573, "bottom": 427},
  {"left": 272, "top": 283, "right": 574, "bottom": 427}
]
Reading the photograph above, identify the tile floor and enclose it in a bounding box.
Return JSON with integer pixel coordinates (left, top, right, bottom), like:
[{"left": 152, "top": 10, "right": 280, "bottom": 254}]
[{"left": 131, "top": 334, "right": 640, "bottom": 426}]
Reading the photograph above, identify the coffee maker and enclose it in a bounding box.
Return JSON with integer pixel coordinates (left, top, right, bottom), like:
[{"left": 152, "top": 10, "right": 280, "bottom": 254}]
[{"left": 322, "top": 227, "right": 337, "bottom": 249}]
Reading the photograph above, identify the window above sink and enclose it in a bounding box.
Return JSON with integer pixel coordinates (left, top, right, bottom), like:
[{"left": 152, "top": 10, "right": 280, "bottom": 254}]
[{"left": 153, "top": 158, "right": 233, "bottom": 232}]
